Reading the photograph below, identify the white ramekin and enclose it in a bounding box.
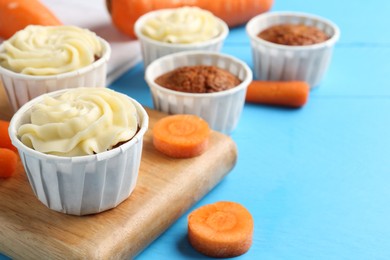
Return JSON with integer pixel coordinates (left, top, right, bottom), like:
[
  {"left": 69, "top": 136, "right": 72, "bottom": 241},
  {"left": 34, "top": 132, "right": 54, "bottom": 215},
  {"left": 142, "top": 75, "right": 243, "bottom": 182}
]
[
  {"left": 145, "top": 51, "right": 252, "bottom": 134},
  {"left": 134, "top": 8, "right": 229, "bottom": 68},
  {"left": 246, "top": 11, "right": 340, "bottom": 88},
  {"left": 0, "top": 36, "right": 111, "bottom": 112},
  {"left": 8, "top": 88, "right": 148, "bottom": 216}
]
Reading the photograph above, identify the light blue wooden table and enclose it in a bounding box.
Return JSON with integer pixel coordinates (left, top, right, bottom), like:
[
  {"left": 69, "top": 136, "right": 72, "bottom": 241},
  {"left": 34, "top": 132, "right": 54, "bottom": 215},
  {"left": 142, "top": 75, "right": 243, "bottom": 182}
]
[{"left": 2, "top": 0, "right": 390, "bottom": 259}]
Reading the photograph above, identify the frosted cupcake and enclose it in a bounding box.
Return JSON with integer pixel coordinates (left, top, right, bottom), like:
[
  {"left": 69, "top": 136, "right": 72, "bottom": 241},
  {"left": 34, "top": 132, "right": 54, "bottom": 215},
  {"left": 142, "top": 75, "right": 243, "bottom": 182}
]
[
  {"left": 8, "top": 87, "right": 149, "bottom": 215},
  {"left": 134, "top": 7, "right": 228, "bottom": 67},
  {"left": 0, "top": 25, "right": 111, "bottom": 111}
]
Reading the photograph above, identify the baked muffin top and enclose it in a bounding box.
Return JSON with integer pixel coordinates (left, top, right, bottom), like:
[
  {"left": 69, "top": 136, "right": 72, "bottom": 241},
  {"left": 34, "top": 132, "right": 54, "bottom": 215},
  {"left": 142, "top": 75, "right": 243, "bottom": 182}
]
[
  {"left": 258, "top": 23, "right": 329, "bottom": 46},
  {"left": 155, "top": 65, "right": 241, "bottom": 93}
]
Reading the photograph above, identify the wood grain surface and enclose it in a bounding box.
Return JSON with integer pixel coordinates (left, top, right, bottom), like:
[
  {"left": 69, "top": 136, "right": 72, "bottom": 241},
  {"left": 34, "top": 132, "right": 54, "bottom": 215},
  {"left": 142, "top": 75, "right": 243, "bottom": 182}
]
[{"left": 0, "top": 84, "right": 237, "bottom": 259}]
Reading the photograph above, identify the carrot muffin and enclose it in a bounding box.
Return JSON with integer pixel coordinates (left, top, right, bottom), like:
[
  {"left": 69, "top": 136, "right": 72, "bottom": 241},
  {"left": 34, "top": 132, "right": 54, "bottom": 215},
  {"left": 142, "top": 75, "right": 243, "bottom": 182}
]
[
  {"left": 9, "top": 87, "right": 148, "bottom": 215},
  {"left": 155, "top": 65, "right": 242, "bottom": 93},
  {"left": 141, "top": 7, "right": 221, "bottom": 44},
  {"left": 0, "top": 25, "right": 104, "bottom": 75},
  {"left": 17, "top": 87, "right": 139, "bottom": 157},
  {"left": 258, "top": 23, "right": 329, "bottom": 46},
  {"left": 134, "top": 7, "right": 229, "bottom": 67},
  {"left": 0, "top": 25, "right": 111, "bottom": 112}
]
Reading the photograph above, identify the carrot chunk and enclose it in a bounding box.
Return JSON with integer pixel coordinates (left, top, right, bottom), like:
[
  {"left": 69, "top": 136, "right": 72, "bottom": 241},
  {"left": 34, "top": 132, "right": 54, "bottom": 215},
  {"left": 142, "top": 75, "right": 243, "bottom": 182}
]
[
  {"left": 245, "top": 80, "right": 310, "bottom": 108},
  {"left": 152, "top": 114, "right": 210, "bottom": 158},
  {"left": 0, "top": 120, "right": 16, "bottom": 152},
  {"left": 0, "top": 148, "right": 18, "bottom": 178},
  {"left": 188, "top": 201, "right": 254, "bottom": 258},
  {"left": 0, "top": 0, "right": 62, "bottom": 39}
]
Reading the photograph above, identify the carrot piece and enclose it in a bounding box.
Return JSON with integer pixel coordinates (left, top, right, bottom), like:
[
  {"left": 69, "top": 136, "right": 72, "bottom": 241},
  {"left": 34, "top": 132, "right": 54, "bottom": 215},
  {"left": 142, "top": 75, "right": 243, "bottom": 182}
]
[
  {"left": 152, "top": 114, "right": 210, "bottom": 158},
  {"left": 0, "top": 148, "right": 18, "bottom": 178},
  {"left": 245, "top": 80, "right": 310, "bottom": 108},
  {"left": 188, "top": 201, "right": 254, "bottom": 258},
  {"left": 0, "top": 120, "right": 16, "bottom": 152},
  {"left": 0, "top": 0, "right": 62, "bottom": 39}
]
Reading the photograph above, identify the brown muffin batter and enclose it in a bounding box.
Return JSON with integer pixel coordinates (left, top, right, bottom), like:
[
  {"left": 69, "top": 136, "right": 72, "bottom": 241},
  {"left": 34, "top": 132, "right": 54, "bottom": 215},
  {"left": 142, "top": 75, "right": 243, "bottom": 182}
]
[
  {"left": 155, "top": 65, "right": 241, "bottom": 93},
  {"left": 258, "top": 23, "right": 329, "bottom": 46}
]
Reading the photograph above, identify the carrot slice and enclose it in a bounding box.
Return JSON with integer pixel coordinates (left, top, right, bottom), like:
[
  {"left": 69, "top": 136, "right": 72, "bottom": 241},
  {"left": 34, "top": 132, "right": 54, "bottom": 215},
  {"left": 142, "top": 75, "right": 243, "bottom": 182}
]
[
  {"left": 0, "top": 120, "right": 16, "bottom": 152},
  {"left": 0, "top": 148, "right": 18, "bottom": 178},
  {"left": 245, "top": 80, "right": 310, "bottom": 108},
  {"left": 188, "top": 201, "right": 254, "bottom": 258},
  {"left": 152, "top": 114, "right": 210, "bottom": 158},
  {"left": 0, "top": 0, "right": 62, "bottom": 39}
]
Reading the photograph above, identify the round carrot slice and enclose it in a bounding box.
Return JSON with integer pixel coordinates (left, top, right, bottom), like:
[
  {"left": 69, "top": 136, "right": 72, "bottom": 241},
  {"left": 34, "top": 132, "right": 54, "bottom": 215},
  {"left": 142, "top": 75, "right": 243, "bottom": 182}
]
[
  {"left": 152, "top": 114, "right": 210, "bottom": 158},
  {"left": 188, "top": 201, "right": 254, "bottom": 258}
]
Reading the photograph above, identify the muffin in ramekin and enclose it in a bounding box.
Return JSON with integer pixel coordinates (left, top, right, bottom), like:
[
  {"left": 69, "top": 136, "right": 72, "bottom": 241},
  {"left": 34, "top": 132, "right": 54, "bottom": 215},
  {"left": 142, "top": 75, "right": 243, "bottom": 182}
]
[
  {"left": 0, "top": 25, "right": 111, "bottom": 112},
  {"left": 134, "top": 7, "right": 229, "bottom": 68},
  {"left": 145, "top": 51, "right": 252, "bottom": 134},
  {"left": 246, "top": 11, "right": 340, "bottom": 88},
  {"left": 8, "top": 87, "right": 148, "bottom": 215}
]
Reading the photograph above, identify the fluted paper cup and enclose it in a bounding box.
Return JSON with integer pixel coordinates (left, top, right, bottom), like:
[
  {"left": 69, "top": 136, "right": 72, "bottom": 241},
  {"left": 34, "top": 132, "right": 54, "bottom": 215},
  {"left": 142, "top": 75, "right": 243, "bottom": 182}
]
[
  {"left": 134, "top": 8, "right": 229, "bottom": 68},
  {"left": 246, "top": 11, "right": 340, "bottom": 88},
  {"left": 145, "top": 51, "right": 252, "bottom": 134},
  {"left": 0, "top": 36, "right": 111, "bottom": 112},
  {"left": 8, "top": 89, "right": 148, "bottom": 216}
]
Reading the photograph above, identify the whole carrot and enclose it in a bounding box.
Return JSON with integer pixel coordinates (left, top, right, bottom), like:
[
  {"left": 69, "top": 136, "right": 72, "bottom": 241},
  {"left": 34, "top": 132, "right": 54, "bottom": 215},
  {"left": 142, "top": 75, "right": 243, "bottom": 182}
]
[
  {"left": 106, "top": 0, "right": 273, "bottom": 38},
  {"left": 0, "top": 0, "right": 62, "bottom": 39},
  {"left": 188, "top": 201, "right": 254, "bottom": 258},
  {"left": 245, "top": 80, "right": 310, "bottom": 108},
  {"left": 0, "top": 148, "right": 18, "bottom": 178},
  {"left": 0, "top": 119, "right": 16, "bottom": 152}
]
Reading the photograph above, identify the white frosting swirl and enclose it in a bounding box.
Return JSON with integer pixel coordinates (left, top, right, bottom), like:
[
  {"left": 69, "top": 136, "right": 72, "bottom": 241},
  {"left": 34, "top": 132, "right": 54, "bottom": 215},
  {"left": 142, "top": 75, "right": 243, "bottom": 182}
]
[
  {"left": 18, "top": 88, "right": 139, "bottom": 157},
  {"left": 0, "top": 25, "right": 103, "bottom": 75},
  {"left": 141, "top": 7, "right": 221, "bottom": 44}
]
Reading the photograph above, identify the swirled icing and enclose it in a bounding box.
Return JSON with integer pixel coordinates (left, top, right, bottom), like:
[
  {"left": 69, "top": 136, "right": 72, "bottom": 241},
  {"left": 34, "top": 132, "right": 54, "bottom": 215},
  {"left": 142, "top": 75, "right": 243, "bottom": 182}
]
[
  {"left": 18, "top": 88, "right": 139, "bottom": 157},
  {"left": 141, "top": 7, "right": 221, "bottom": 44},
  {"left": 0, "top": 25, "right": 103, "bottom": 75}
]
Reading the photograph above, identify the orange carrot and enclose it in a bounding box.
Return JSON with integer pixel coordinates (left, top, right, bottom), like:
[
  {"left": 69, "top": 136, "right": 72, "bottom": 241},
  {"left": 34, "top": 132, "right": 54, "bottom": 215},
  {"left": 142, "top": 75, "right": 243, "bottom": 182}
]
[
  {"left": 188, "top": 201, "right": 254, "bottom": 258},
  {"left": 152, "top": 114, "right": 210, "bottom": 158},
  {"left": 0, "top": 148, "right": 17, "bottom": 178},
  {"left": 0, "top": 119, "right": 16, "bottom": 152},
  {"left": 245, "top": 80, "right": 310, "bottom": 108},
  {"left": 106, "top": 0, "right": 273, "bottom": 38},
  {"left": 0, "top": 0, "right": 62, "bottom": 39}
]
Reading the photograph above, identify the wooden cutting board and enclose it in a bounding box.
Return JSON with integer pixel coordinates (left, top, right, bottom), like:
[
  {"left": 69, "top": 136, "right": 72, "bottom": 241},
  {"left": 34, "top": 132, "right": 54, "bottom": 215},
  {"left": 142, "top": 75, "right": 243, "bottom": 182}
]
[{"left": 0, "top": 84, "right": 237, "bottom": 259}]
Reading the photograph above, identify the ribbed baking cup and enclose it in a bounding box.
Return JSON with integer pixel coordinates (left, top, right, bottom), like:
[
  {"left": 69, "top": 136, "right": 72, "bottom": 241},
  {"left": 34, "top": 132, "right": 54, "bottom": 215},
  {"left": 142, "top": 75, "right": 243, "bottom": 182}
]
[
  {"left": 145, "top": 51, "right": 252, "bottom": 134},
  {"left": 9, "top": 89, "right": 148, "bottom": 216},
  {"left": 246, "top": 11, "right": 340, "bottom": 88},
  {"left": 134, "top": 8, "right": 229, "bottom": 68},
  {"left": 0, "top": 36, "right": 111, "bottom": 112}
]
